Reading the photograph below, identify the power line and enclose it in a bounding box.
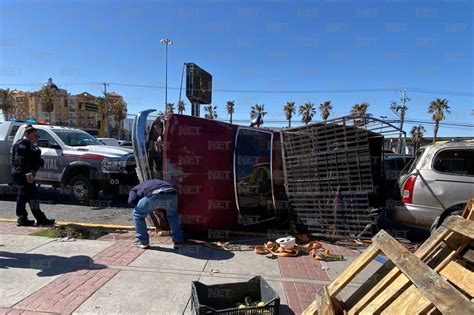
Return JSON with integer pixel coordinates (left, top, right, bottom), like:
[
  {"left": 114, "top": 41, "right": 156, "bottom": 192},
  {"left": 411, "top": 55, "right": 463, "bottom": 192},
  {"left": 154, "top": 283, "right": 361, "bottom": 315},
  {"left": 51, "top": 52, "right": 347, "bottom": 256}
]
[{"left": 2, "top": 82, "right": 473, "bottom": 96}]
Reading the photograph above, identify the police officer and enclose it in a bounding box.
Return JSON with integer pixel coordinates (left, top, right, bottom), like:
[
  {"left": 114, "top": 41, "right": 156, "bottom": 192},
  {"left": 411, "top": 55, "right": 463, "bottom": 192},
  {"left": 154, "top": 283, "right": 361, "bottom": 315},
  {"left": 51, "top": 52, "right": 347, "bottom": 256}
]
[{"left": 11, "top": 124, "right": 55, "bottom": 226}]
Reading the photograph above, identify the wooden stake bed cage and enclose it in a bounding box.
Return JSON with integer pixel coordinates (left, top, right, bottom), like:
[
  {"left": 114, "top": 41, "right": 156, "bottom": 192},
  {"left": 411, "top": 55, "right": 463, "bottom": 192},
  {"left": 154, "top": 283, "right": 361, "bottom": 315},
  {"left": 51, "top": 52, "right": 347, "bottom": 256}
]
[
  {"left": 280, "top": 115, "right": 402, "bottom": 238},
  {"left": 303, "top": 199, "right": 474, "bottom": 315}
]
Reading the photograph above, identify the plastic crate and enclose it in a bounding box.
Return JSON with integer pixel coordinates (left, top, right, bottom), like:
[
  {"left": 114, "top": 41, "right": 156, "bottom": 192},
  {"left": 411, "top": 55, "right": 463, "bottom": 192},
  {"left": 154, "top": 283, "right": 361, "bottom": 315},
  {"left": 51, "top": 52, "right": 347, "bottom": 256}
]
[{"left": 191, "top": 276, "right": 280, "bottom": 315}]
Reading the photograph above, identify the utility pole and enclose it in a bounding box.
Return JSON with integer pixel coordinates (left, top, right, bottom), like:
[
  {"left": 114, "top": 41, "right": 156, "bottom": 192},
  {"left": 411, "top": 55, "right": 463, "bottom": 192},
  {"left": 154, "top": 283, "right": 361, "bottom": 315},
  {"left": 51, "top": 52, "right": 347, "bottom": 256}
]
[
  {"left": 390, "top": 89, "right": 409, "bottom": 153},
  {"left": 160, "top": 38, "right": 173, "bottom": 114},
  {"left": 102, "top": 82, "right": 110, "bottom": 137}
]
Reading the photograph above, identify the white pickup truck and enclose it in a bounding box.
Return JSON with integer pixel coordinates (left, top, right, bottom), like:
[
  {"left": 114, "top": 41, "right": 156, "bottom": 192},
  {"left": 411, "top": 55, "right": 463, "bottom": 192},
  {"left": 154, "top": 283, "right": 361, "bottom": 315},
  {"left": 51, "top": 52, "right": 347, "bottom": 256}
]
[{"left": 0, "top": 121, "right": 138, "bottom": 204}]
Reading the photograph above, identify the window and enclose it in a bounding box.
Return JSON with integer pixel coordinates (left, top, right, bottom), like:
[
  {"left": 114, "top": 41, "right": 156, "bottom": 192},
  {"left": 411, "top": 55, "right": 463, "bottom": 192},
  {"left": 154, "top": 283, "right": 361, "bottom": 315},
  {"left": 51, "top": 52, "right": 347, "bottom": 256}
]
[
  {"left": 234, "top": 129, "right": 275, "bottom": 222},
  {"left": 433, "top": 149, "right": 474, "bottom": 176},
  {"left": 52, "top": 129, "right": 103, "bottom": 146},
  {"left": 36, "top": 129, "right": 58, "bottom": 148},
  {"left": 402, "top": 149, "right": 425, "bottom": 175},
  {"left": 8, "top": 125, "right": 20, "bottom": 140}
]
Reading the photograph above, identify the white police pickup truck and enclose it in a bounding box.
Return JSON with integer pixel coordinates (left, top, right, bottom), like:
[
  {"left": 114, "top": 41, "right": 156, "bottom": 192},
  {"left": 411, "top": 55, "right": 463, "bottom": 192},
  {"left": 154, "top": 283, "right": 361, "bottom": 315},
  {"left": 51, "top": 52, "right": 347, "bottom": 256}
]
[{"left": 0, "top": 121, "right": 138, "bottom": 204}]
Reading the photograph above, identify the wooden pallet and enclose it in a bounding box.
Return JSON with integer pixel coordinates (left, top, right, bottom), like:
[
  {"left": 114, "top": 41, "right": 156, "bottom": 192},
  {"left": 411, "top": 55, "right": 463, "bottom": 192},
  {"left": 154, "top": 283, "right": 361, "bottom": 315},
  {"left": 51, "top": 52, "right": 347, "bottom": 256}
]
[{"left": 303, "top": 200, "right": 474, "bottom": 315}]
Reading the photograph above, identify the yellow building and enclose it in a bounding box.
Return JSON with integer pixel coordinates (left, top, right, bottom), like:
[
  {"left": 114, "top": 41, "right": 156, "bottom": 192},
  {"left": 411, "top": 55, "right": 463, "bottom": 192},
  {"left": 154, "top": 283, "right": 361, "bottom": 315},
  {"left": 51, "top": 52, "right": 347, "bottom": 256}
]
[{"left": 5, "top": 78, "right": 127, "bottom": 137}]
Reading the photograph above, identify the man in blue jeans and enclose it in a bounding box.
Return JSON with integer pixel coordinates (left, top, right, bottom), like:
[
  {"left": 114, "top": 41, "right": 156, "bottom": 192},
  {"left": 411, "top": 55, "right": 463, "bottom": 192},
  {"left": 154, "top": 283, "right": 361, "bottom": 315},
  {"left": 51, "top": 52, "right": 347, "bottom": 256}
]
[{"left": 128, "top": 179, "right": 185, "bottom": 249}]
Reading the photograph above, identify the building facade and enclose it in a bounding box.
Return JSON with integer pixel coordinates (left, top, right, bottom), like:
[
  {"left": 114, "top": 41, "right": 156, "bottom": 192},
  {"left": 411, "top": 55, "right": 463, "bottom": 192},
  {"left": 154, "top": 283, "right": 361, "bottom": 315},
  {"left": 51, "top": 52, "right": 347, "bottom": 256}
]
[{"left": 1, "top": 78, "right": 127, "bottom": 138}]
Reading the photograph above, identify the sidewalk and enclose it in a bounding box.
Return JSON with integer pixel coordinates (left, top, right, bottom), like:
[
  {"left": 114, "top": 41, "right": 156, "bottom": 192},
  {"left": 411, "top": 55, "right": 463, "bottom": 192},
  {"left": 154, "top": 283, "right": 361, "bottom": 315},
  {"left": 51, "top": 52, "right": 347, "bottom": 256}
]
[{"left": 0, "top": 222, "right": 381, "bottom": 315}]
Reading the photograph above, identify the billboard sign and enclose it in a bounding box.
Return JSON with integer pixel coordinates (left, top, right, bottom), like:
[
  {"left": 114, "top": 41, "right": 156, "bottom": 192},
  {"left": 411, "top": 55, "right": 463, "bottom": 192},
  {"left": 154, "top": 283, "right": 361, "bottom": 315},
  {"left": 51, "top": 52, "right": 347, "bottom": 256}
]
[{"left": 186, "top": 63, "right": 212, "bottom": 105}]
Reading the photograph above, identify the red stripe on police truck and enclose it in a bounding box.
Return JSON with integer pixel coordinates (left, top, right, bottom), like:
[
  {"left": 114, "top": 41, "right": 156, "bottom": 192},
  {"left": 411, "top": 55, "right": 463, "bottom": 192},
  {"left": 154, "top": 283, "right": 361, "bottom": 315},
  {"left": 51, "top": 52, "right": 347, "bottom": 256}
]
[{"left": 63, "top": 153, "right": 106, "bottom": 160}]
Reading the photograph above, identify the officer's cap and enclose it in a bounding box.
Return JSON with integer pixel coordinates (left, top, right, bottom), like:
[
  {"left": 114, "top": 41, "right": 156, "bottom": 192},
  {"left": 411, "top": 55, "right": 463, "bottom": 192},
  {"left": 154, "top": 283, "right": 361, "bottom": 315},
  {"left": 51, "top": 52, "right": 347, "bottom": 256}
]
[{"left": 24, "top": 124, "right": 37, "bottom": 134}]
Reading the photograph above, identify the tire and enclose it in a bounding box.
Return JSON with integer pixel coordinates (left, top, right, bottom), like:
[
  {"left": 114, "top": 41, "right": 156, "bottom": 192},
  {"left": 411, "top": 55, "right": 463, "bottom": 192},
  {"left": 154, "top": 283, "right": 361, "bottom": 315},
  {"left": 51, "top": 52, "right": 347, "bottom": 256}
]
[
  {"left": 430, "top": 205, "right": 464, "bottom": 234},
  {"left": 67, "top": 175, "right": 98, "bottom": 205}
]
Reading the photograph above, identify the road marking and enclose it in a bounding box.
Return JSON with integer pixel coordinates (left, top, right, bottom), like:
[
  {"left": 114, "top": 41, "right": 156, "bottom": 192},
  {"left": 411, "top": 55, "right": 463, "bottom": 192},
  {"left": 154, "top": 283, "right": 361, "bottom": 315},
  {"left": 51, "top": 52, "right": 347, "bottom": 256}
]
[{"left": 0, "top": 217, "right": 135, "bottom": 229}]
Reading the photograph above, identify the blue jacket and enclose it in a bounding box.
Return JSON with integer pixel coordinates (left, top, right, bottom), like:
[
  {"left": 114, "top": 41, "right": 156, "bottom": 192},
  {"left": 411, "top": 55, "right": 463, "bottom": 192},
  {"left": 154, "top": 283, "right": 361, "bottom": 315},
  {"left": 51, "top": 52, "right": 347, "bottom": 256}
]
[{"left": 128, "top": 179, "right": 175, "bottom": 205}]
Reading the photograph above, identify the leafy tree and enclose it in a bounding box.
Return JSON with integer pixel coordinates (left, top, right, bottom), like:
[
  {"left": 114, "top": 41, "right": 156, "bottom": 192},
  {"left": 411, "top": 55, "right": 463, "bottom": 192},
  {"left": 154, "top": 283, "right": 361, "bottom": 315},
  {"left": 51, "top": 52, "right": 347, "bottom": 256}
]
[
  {"left": 0, "top": 88, "right": 13, "bottom": 120},
  {"left": 410, "top": 125, "right": 426, "bottom": 151},
  {"left": 177, "top": 100, "right": 186, "bottom": 114},
  {"left": 250, "top": 104, "right": 267, "bottom": 127},
  {"left": 40, "top": 87, "right": 56, "bottom": 123},
  {"left": 319, "top": 100, "right": 332, "bottom": 122},
  {"left": 110, "top": 99, "right": 127, "bottom": 139},
  {"left": 299, "top": 102, "right": 316, "bottom": 125},
  {"left": 283, "top": 101, "right": 296, "bottom": 127},
  {"left": 226, "top": 100, "right": 235, "bottom": 124},
  {"left": 204, "top": 105, "right": 218, "bottom": 120},
  {"left": 428, "top": 98, "right": 450, "bottom": 143}
]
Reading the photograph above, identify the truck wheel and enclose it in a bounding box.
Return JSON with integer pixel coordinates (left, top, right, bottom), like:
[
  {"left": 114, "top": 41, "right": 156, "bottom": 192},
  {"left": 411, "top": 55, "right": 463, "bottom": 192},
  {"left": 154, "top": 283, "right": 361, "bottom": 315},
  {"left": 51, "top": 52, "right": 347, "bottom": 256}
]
[{"left": 68, "top": 175, "right": 98, "bottom": 205}]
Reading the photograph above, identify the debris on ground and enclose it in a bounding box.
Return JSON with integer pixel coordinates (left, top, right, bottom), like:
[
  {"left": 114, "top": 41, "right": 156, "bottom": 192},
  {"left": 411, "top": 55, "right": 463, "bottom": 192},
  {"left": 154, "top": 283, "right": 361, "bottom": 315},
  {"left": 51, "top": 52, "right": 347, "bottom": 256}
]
[
  {"left": 254, "top": 237, "right": 345, "bottom": 262},
  {"left": 30, "top": 225, "right": 108, "bottom": 240},
  {"left": 157, "top": 230, "right": 171, "bottom": 236},
  {"left": 55, "top": 237, "right": 76, "bottom": 242}
]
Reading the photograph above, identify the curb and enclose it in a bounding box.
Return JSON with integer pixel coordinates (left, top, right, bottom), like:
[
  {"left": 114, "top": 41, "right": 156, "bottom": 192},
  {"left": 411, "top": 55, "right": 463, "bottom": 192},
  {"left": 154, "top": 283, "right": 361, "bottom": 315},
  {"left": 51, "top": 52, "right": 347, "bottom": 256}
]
[{"left": 0, "top": 217, "right": 135, "bottom": 230}]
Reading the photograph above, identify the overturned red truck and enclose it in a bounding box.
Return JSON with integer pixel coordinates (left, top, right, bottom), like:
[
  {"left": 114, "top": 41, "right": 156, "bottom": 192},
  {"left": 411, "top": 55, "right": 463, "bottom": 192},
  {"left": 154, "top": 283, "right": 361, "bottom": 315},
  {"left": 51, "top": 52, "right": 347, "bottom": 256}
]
[{"left": 132, "top": 112, "right": 288, "bottom": 231}]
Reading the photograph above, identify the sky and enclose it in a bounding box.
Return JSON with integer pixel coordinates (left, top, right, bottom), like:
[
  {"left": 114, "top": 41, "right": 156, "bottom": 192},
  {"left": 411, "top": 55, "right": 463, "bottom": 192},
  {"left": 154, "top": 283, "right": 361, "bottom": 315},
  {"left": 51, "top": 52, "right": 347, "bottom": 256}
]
[{"left": 0, "top": 0, "right": 472, "bottom": 137}]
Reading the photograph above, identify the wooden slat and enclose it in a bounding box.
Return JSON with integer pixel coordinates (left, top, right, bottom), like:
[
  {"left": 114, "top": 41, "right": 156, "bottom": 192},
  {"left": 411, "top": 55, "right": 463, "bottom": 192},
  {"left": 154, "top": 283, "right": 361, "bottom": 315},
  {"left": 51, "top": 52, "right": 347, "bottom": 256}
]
[
  {"left": 326, "top": 243, "right": 380, "bottom": 296},
  {"left": 382, "top": 258, "right": 474, "bottom": 314},
  {"left": 361, "top": 236, "right": 469, "bottom": 314},
  {"left": 440, "top": 260, "right": 474, "bottom": 297},
  {"left": 380, "top": 285, "right": 430, "bottom": 315},
  {"left": 302, "top": 286, "right": 337, "bottom": 315},
  {"left": 346, "top": 226, "right": 452, "bottom": 314},
  {"left": 461, "top": 199, "right": 473, "bottom": 219},
  {"left": 373, "top": 230, "right": 474, "bottom": 314},
  {"left": 442, "top": 215, "right": 474, "bottom": 239}
]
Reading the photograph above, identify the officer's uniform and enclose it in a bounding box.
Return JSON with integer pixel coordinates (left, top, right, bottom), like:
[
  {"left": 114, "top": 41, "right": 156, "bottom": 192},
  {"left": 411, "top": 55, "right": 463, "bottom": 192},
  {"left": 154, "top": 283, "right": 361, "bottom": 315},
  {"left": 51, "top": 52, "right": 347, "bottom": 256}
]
[{"left": 11, "top": 136, "right": 48, "bottom": 224}]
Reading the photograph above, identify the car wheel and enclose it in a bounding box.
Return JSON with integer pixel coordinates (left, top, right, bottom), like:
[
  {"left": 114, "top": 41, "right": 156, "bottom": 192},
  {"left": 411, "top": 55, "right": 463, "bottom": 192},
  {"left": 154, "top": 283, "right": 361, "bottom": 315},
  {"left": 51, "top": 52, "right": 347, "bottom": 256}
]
[
  {"left": 430, "top": 205, "right": 464, "bottom": 234},
  {"left": 68, "top": 175, "right": 98, "bottom": 205}
]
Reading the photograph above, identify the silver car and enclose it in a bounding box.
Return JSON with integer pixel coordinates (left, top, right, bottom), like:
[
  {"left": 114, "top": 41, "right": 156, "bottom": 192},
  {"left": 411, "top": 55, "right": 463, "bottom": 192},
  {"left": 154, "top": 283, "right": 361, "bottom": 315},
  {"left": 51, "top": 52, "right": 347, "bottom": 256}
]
[{"left": 389, "top": 140, "right": 474, "bottom": 230}]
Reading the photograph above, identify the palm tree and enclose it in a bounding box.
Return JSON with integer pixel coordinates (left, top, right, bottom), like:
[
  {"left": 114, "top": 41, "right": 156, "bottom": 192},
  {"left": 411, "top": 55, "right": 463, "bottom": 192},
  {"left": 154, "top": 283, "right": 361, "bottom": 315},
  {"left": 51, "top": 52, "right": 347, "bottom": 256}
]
[
  {"left": 0, "top": 88, "right": 13, "bottom": 120},
  {"left": 166, "top": 103, "right": 175, "bottom": 114},
  {"left": 226, "top": 100, "right": 235, "bottom": 124},
  {"left": 410, "top": 125, "right": 426, "bottom": 151},
  {"left": 177, "top": 100, "right": 186, "bottom": 114},
  {"left": 111, "top": 99, "right": 127, "bottom": 139},
  {"left": 40, "top": 87, "right": 56, "bottom": 123},
  {"left": 350, "top": 102, "right": 370, "bottom": 126},
  {"left": 299, "top": 102, "right": 316, "bottom": 125},
  {"left": 319, "top": 101, "right": 332, "bottom": 122},
  {"left": 204, "top": 105, "right": 218, "bottom": 120},
  {"left": 428, "top": 98, "right": 450, "bottom": 143},
  {"left": 283, "top": 101, "right": 296, "bottom": 127},
  {"left": 95, "top": 97, "right": 106, "bottom": 137},
  {"left": 250, "top": 104, "right": 267, "bottom": 127},
  {"left": 350, "top": 102, "right": 369, "bottom": 116}
]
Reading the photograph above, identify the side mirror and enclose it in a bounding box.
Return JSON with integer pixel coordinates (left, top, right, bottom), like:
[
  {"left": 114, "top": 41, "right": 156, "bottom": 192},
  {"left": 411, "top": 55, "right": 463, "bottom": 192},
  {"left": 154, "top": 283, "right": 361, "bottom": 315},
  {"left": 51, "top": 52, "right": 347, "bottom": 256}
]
[
  {"left": 49, "top": 142, "right": 62, "bottom": 150},
  {"left": 37, "top": 139, "right": 50, "bottom": 148},
  {"left": 37, "top": 139, "right": 61, "bottom": 149}
]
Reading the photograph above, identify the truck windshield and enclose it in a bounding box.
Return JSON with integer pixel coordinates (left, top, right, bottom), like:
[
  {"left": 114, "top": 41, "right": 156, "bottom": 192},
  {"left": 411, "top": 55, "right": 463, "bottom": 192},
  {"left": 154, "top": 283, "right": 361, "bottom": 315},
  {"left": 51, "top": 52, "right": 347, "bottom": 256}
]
[{"left": 53, "top": 130, "right": 103, "bottom": 146}]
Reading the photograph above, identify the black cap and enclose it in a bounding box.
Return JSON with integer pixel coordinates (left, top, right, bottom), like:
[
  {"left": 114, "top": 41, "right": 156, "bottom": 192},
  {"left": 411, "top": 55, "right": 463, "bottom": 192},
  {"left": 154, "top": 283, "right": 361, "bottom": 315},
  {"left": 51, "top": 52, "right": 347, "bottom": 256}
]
[{"left": 24, "top": 124, "right": 37, "bottom": 134}]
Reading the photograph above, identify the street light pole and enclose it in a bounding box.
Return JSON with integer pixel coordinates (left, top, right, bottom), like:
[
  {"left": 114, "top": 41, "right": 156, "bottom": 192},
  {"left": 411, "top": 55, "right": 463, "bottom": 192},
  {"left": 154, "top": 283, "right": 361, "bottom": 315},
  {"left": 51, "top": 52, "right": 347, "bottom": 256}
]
[{"left": 160, "top": 38, "right": 173, "bottom": 114}]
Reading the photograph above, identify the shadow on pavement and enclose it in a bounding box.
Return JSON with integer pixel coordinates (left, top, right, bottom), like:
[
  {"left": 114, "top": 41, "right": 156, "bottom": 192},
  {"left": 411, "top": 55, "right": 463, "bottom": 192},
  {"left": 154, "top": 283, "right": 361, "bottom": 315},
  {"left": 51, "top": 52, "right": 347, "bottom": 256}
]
[
  {"left": 0, "top": 251, "right": 107, "bottom": 277},
  {"left": 150, "top": 244, "right": 235, "bottom": 261}
]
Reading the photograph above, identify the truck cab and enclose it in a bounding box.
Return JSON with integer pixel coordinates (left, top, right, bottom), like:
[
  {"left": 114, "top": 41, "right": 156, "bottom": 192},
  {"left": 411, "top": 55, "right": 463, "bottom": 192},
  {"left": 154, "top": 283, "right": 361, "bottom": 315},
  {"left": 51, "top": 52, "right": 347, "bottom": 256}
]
[{"left": 133, "top": 112, "right": 288, "bottom": 231}]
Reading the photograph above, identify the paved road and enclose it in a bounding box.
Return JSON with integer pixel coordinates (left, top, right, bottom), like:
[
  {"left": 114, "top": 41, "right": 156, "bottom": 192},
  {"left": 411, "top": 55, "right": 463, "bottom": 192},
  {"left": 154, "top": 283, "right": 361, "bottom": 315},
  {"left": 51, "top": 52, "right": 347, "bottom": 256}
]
[{"left": 0, "top": 185, "right": 133, "bottom": 226}]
